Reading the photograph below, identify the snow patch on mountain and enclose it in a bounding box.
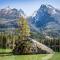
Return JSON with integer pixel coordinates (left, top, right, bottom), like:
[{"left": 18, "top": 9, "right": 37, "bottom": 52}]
[{"left": 0, "top": 7, "right": 26, "bottom": 19}]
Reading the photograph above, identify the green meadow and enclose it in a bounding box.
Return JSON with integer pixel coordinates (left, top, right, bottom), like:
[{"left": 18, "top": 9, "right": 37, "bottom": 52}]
[
  {"left": 0, "top": 48, "right": 46, "bottom": 60},
  {"left": 49, "top": 52, "right": 60, "bottom": 60},
  {"left": 0, "top": 49, "right": 60, "bottom": 60}
]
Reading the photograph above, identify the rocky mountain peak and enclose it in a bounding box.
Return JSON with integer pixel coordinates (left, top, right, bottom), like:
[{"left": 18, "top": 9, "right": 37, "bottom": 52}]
[{"left": 0, "top": 7, "right": 26, "bottom": 19}]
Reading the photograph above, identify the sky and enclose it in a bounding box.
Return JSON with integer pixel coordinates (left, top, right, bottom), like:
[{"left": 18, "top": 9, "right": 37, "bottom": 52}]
[{"left": 0, "top": 0, "right": 60, "bottom": 16}]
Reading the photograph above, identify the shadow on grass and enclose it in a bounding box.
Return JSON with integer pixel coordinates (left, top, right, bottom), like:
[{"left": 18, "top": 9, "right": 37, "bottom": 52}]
[
  {"left": 0, "top": 52, "right": 48, "bottom": 57},
  {"left": 0, "top": 52, "right": 13, "bottom": 56}
]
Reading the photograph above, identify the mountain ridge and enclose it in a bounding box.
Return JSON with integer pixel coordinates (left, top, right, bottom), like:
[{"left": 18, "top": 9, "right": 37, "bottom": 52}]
[
  {"left": 29, "top": 4, "right": 60, "bottom": 38},
  {"left": 0, "top": 6, "right": 26, "bottom": 19},
  {"left": 0, "top": 4, "right": 60, "bottom": 38}
]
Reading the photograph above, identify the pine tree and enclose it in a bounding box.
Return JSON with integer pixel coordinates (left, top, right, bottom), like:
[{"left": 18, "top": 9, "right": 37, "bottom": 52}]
[
  {"left": 18, "top": 16, "right": 30, "bottom": 40},
  {"left": 13, "top": 17, "right": 31, "bottom": 54}
]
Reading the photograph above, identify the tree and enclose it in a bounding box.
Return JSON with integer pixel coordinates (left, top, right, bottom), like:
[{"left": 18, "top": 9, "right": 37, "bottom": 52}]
[
  {"left": 2, "top": 34, "right": 7, "bottom": 49},
  {"left": 13, "top": 16, "right": 31, "bottom": 54},
  {"left": 18, "top": 16, "right": 30, "bottom": 40}
]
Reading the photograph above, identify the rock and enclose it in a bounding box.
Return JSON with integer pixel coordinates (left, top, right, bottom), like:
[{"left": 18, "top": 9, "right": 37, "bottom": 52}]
[{"left": 12, "top": 38, "right": 54, "bottom": 55}]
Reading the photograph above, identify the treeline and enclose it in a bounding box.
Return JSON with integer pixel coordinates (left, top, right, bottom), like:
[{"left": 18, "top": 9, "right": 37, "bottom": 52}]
[
  {"left": 39, "top": 39, "right": 60, "bottom": 52},
  {"left": 0, "top": 32, "right": 18, "bottom": 49},
  {"left": 31, "top": 32, "right": 60, "bottom": 52}
]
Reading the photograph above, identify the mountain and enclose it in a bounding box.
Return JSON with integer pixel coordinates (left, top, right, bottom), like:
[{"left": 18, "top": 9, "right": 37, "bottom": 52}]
[
  {"left": 29, "top": 4, "right": 60, "bottom": 38},
  {"left": 0, "top": 7, "right": 26, "bottom": 32},
  {"left": 0, "top": 5, "right": 60, "bottom": 38},
  {"left": 0, "top": 6, "right": 26, "bottom": 19}
]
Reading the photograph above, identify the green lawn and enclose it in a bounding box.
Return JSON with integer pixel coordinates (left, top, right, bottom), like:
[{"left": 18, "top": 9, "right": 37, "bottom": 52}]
[{"left": 49, "top": 52, "right": 60, "bottom": 60}]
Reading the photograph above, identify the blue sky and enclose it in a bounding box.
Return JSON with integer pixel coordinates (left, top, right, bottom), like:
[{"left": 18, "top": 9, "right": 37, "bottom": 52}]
[{"left": 0, "top": 0, "right": 60, "bottom": 16}]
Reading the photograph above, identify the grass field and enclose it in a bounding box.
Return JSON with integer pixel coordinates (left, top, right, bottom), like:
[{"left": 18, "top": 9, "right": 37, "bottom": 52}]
[
  {"left": 49, "top": 52, "right": 60, "bottom": 60},
  {"left": 0, "top": 48, "right": 12, "bottom": 53},
  {"left": 0, "top": 52, "right": 60, "bottom": 60},
  {"left": 0, "top": 54, "right": 47, "bottom": 60},
  {"left": 0, "top": 49, "right": 60, "bottom": 60},
  {"left": 0, "top": 48, "right": 46, "bottom": 60}
]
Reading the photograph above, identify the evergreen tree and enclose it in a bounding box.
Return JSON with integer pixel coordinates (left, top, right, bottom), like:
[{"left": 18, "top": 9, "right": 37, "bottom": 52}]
[
  {"left": 18, "top": 16, "right": 30, "bottom": 40},
  {"left": 13, "top": 16, "right": 31, "bottom": 54}
]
